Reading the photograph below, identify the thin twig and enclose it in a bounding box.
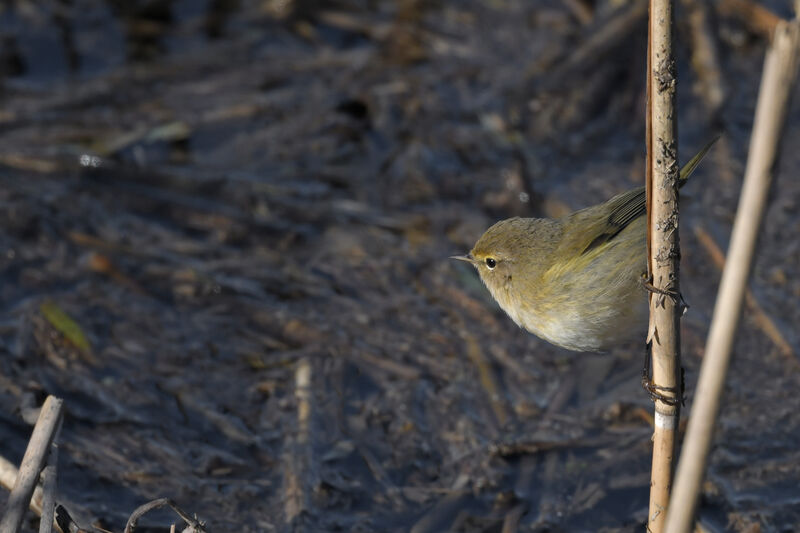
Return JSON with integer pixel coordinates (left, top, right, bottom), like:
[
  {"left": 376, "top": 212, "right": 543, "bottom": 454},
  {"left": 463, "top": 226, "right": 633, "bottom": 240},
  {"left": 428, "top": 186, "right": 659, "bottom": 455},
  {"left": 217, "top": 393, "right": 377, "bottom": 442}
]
[
  {"left": 665, "top": 17, "right": 800, "bottom": 533},
  {"left": 0, "top": 395, "right": 64, "bottom": 533},
  {"left": 124, "top": 498, "right": 206, "bottom": 533}
]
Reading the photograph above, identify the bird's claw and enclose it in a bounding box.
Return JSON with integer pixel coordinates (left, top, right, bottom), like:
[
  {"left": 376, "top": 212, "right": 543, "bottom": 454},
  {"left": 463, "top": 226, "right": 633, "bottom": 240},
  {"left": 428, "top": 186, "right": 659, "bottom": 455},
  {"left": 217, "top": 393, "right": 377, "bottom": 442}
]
[{"left": 641, "top": 342, "right": 685, "bottom": 406}]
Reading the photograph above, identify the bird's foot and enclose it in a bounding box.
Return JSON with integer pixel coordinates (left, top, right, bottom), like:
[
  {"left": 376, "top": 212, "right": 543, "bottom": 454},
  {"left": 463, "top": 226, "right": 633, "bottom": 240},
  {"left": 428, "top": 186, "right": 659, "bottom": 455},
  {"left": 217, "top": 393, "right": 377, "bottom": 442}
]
[
  {"left": 641, "top": 343, "right": 685, "bottom": 406},
  {"left": 641, "top": 376, "right": 683, "bottom": 406},
  {"left": 640, "top": 273, "right": 688, "bottom": 313},
  {"left": 641, "top": 273, "right": 677, "bottom": 298}
]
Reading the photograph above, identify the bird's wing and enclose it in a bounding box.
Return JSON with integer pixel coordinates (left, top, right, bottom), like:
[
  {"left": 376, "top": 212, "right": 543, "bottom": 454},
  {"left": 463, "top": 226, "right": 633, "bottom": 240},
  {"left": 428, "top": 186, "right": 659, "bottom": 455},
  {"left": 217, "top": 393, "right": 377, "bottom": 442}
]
[{"left": 575, "top": 186, "right": 646, "bottom": 255}]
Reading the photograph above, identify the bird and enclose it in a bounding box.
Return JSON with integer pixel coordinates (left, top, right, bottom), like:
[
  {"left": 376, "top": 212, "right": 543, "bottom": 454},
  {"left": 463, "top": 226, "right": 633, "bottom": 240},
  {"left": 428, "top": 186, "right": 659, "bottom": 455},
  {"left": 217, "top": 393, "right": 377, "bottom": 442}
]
[{"left": 452, "top": 139, "right": 717, "bottom": 352}]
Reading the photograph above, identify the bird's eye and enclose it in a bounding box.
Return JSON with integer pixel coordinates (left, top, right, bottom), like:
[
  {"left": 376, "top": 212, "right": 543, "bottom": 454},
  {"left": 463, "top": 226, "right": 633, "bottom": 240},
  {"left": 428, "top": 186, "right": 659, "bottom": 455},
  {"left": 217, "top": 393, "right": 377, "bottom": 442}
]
[{"left": 485, "top": 257, "right": 497, "bottom": 269}]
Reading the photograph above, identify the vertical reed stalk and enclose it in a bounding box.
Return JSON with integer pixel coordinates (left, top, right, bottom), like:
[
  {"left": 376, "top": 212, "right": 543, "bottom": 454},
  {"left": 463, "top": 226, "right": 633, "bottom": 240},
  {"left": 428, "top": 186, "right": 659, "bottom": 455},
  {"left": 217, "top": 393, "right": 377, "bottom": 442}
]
[
  {"left": 646, "top": 0, "right": 681, "bottom": 531},
  {"left": 664, "top": 16, "right": 800, "bottom": 533}
]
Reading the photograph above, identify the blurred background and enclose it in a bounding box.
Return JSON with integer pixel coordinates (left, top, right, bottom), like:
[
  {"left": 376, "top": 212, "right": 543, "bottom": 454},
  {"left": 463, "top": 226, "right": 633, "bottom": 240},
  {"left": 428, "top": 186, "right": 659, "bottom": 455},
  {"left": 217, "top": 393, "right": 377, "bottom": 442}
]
[{"left": 0, "top": 0, "right": 799, "bottom": 531}]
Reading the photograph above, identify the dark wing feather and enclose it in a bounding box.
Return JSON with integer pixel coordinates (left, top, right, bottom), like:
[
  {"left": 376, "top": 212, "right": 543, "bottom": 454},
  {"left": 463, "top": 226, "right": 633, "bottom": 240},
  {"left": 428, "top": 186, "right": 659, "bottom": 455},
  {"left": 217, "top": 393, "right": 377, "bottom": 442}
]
[
  {"left": 607, "top": 187, "right": 646, "bottom": 229},
  {"left": 580, "top": 187, "right": 645, "bottom": 255}
]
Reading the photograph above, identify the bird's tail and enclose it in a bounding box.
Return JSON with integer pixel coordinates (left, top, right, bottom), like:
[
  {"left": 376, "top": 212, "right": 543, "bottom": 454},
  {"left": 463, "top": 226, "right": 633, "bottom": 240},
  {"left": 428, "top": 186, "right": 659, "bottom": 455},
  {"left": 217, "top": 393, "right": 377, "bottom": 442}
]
[{"left": 679, "top": 136, "right": 720, "bottom": 186}]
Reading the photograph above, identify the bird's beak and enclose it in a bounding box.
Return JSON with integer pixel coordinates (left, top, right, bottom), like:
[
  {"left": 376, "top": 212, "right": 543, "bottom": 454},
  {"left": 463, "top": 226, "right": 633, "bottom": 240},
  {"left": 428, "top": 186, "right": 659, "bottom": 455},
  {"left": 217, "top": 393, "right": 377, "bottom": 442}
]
[{"left": 450, "top": 254, "right": 476, "bottom": 264}]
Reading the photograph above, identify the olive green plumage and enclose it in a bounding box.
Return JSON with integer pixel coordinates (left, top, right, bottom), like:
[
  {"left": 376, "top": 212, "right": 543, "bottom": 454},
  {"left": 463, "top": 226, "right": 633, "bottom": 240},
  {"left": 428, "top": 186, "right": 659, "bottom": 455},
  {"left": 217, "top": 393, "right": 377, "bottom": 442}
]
[{"left": 454, "top": 139, "right": 717, "bottom": 352}]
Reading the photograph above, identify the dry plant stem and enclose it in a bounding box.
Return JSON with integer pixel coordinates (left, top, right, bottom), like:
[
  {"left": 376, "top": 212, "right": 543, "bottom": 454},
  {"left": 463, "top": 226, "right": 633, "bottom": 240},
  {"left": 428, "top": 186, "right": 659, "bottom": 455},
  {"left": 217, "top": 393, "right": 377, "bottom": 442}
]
[
  {"left": 283, "top": 358, "right": 312, "bottom": 524},
  {"left": 718, "top": 0, "right": 781, "bottom": 38},
  {"left": 501, "top": 503, "right": 527, "bottom": 533},
  {"left": 694, "top": 226, "right": 794, "bottom": 358},
  {"left": 562, "top": 0, "right": 593, "bottom": 25},
  {"left": 1, "top": 456, "right": 87, "bottom": 533},
  {"left": 557, "top": 1, "right": 648, "bottom": 78},
  {"left": 0, "top": 396, "right": 63, "bottom": 533},
  {"left": 664, "top": 19, "right": 800, "bottom": 533},
  {"left": 409, "top": 492, "right": 469, "bottom": 533},
  {"left": 684, "top": 0, "right": 725, "bottom": 115},
  {"left": 0, "top": 456, "right": 43, "bottom": 517},
  {"left": 646, "top": 0, "right": 681, "bottom": 531},
  {"left": 0, "top": 456, "right": 83, "bottom": 533},
  {"left": 462, "top": 330, "right": 508, "bottom": 428},
  {"left": 38, "top": 420, "right": 62, "bottom": 533}
]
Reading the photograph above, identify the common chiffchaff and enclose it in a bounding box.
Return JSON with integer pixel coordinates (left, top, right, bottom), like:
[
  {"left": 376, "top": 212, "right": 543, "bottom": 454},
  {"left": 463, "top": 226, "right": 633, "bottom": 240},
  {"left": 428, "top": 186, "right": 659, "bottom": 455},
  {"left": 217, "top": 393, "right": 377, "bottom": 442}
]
[{"left": 453, "top": 139, "right": 717, "bottom": 352}]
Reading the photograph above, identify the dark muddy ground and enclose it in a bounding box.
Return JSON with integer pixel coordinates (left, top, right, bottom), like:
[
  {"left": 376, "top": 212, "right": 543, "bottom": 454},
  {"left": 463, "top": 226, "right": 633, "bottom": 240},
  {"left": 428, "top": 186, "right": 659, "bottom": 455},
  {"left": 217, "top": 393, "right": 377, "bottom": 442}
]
[{"left": 0, "top": 1, "right": 799, "bottom": 531}]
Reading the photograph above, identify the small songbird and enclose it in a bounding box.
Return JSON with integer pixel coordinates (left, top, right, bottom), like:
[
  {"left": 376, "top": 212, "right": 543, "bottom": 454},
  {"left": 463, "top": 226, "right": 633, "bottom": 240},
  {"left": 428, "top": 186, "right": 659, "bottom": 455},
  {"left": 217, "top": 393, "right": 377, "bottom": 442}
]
[{"left": 452, "top": 140, "right": 716, "bottom": 352}]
